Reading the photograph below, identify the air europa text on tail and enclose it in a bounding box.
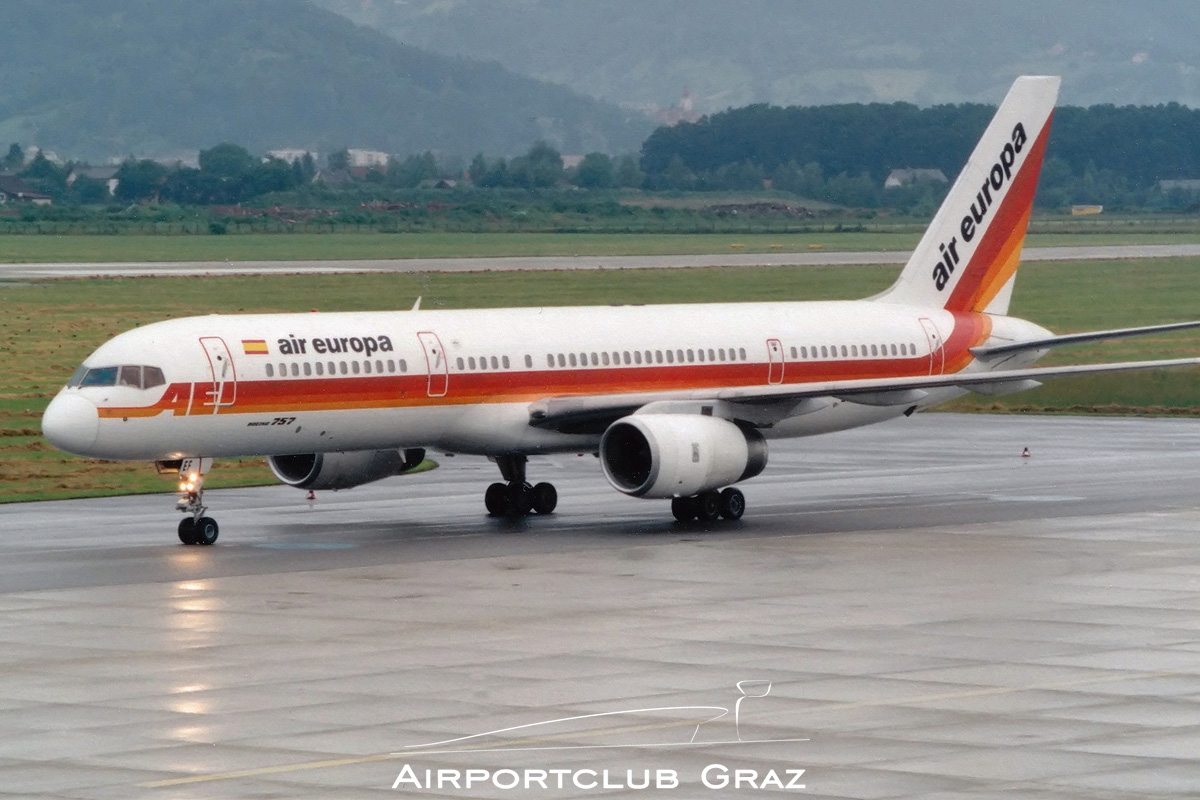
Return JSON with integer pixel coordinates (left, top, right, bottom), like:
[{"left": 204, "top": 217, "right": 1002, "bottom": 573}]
[{"left": 932, "top": 121, "right": 1029, "bottom": 291}]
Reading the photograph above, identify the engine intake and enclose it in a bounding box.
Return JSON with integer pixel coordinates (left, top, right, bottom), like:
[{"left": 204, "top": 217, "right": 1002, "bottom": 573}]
[
  {"left": 600, "top": 414, "right": 767, "bottom": 499},
  {"left": 268, "top": 448, "right": 425, "bottom": 491}
]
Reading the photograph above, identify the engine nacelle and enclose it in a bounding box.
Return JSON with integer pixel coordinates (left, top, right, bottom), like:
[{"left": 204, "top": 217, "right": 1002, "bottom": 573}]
[
  {"left": 268, "top": 448, "right": 425, "bottom": 491},
  {"left": 600, "top": 414, "right": 767, "bottom": 499}
]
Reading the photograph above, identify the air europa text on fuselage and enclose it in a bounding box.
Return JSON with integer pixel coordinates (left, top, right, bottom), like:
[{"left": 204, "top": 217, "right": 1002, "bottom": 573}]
[
  {"left": 932, "top": 121, "right": 1029, "bottom": 291},
  {"left": 276, "top": 335, "right": 394, "bottom": 357}
]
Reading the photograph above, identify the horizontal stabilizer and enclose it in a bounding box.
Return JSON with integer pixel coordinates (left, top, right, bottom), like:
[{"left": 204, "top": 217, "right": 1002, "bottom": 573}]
[{"left": 972, "top": 320, "right": 1200, "bottom": 358}]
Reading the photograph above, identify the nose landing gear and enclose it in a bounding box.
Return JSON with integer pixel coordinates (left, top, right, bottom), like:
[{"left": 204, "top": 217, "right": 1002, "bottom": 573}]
[{"left": 175, "top": 457, "right": 219, "bottom": 545}]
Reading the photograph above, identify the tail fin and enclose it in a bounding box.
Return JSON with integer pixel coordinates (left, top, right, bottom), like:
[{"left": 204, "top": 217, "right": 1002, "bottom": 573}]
[{"left": 875, "top": 76, "right": 1059, "bottom": 314}]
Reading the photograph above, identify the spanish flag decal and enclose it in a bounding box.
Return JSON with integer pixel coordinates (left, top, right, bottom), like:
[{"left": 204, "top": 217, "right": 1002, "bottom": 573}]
[{"left": 242, "top": 339, "right": 269, "bottom": 355}]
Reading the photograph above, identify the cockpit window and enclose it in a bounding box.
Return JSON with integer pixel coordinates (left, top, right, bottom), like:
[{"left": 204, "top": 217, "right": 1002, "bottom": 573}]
[
  {"left": 80, "top": 367, "right": 119, "bottom": 387},
  {"left": 74, "top": 365, "right": 165, "bottom": 389}
]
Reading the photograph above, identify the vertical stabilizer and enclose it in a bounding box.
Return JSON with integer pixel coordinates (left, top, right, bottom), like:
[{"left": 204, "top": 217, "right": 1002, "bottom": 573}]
[{"left": 875, "top": 76, "right": 1059, "bottom": 314}]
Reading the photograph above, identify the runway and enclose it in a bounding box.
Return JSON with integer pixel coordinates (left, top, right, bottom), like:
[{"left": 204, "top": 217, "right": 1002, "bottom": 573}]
[
  {"left": 2, "top": 413, "right": 1200, "bottom": 797},
  {"left": 5, "top": 243, "right": 1200, "bottom": 279}
]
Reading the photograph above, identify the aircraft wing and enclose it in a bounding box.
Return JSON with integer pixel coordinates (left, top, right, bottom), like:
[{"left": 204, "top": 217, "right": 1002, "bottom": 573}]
[
  {"left": 528, "top": 357, "right": 1200, "bottom": 433},
  {"left": 971, "top": 320, "right": 1200, "bottom": 358}
]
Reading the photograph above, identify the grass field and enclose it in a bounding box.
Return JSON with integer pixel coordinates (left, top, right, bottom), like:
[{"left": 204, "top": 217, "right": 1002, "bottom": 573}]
[
  {"left": 4, "top": 256, "right": 1200, "bottom": 503},
  {"left": 3, "top": 225, "right": 1200, "bottom": 264}
]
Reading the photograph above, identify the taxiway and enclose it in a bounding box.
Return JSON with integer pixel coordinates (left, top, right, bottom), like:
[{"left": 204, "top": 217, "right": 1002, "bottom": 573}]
[
  {"left": 5, "top": 243, "right": 1200, "bottom": 279},
  {"left": 1, "top": 413, "right": 1200, "bottom": 797}
]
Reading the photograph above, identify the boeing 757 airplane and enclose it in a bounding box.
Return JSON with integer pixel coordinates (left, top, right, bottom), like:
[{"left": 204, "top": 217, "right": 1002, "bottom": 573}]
[{"left": 41, "top": 76, "right": 1200, "bottom": 544}]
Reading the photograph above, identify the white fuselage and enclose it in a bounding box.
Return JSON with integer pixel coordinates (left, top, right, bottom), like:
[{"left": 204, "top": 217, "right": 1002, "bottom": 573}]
[{"left": 42, "top": 300, "right": 1048, "bottom": 463}]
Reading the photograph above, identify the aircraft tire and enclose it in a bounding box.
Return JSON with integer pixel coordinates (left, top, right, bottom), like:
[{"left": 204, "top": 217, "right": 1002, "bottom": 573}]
[
  {"left": 671, "top": 496, "right": 696, "bottom": 522},
  {"left": 531, "top": 482, "right": 557, "bottom": 514},
  {"left": 194, "top": 517, "right": 219, "bottom": 546},
  {"left": 697, "top": 490, "right": 721, "bottom": 522},
  {"left": 484, "top": 482, "right": 508, "bottom": 516},
  {"left": 509, "top": 482, "right": 534, "bottom": 516},
  {"left": 178, "top": 517, "right": 197, "bottom": 545},
  {"left": 719, "top": 488, "right": 746, "bottom": 520}
]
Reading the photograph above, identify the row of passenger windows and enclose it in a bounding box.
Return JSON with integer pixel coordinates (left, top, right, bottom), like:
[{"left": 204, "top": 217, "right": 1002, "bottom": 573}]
[
  {"left": 457, "top": 355, "right": 512, "bottom": 371},
  {"left": 263, "top": 341, "right": 923, "bottom": 379},
  {"left": 266, "top": 359, "right": 407, "bottom": 378},
  {"left": 790, "top": 342, "right": 918, "bottom": 359},
  {"left": 547, "top": 347, "right": 748, "bottom": 369}
]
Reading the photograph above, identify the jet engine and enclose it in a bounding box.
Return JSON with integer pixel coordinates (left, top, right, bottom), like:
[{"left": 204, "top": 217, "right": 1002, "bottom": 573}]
[
  {"left": 268, "top": 448, "right": 425, "bottom": 491},
  {"left": 600, "top": 414, "right": 767, "bottom": 499}
]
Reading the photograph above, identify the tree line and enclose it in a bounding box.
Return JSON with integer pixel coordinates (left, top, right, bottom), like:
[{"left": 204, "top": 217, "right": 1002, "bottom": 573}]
[
  {"left": 640, "top": 101, "right": 1200, "bottom": 210},
  {"left": 7, "top": 101, "right": 1200, "bottom": 213}
]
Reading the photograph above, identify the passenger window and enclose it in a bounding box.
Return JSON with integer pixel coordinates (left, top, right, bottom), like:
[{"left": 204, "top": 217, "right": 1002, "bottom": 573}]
[
  {"left": 399, "top": 359, "right": 407, "bottom": 372},
  {"left": 790, "top": 347, "right": 797, "bottom": 359},
  {"left": 686, "top": 349, "right": 694, "bottom": 361},
  {"left": 315, "top": 362, "right": 323, "bottom": 376},
  {"left": 119, "top": 366, "right": 141, "bottom": 387},
  {"left": 502, "top": 356, "right": 510, "bottom": 369},
  {"left": 525, "top": 355, "right": 533, "bottom": 368},
  {"left": 362, "top": 361, "right": 371, "bottom": 374},
  {"left": 739, "top": 348, "right": 747, "bottom": 360},
  {"left": 657, "top": 350, "right": 665, "bottom": 364},
  {"left": 634, "top": 351, "right": 643, "bottom": 365},
  {"left": 644, "top": 350, "right": 653, "bottom": 363},
  {"left": 870, "top": 344, "right": 878, "bottom": 356},
  {"left": 557, "top": 354, "right": 566, "bottom": 367},
  {"left": 890, "top": 344, "right": 897, "bottom": 356},
  {"left": 491, "top": 356, "right": 500, "bottom": 369},
  {"left": 589, "top": 353, "right": 597, "bottom": 366},
  {"left": 719, "top": 348, "right": 727, "bottom": 361},
  {"left": 850, "top": 345, "right": 858, "bottom": 357},
  {"left": 666, "top": 350, "right": 675, "bottom": 364},
  {"left": 288, "top": 363, "right": 297, "bottom": 377},
  {"left": 266, "top": 363, "right": 275, "bottom": 378},
  {"left": 328, "top": 361, "right": 336, "bottom": 375},
  {"left": 278, "top": 362, "right": 287, "bottom": 376},
  {"left": 385, "top": 359, "right": 394, "bottom": 372},
  {"left": 351, "top": 361, "right": 360, "bottom": 375},
  {"left": 468, "top": 357, "right": 476, "bottom": 370},
  {"left": 303, "top": 362, "right": 312, "bottom": 376},
  {"left": 547, "top": 354, "right": 554, "bottom": 367},
  {"left": 601, "top": 352, "right": 610, "bottom": 366},
  {"left": 800, "top": 346, "right": 808, "bottom": 358},
  {"left": 569, "top": 353, "right": 577, "bottom": 367},
  {"left": 820, "top": 346, "right": 828, "bottom": 358},
  {"left": 340, "top": 361, "right": 348, "bottom": 375},
  {"left": 698, "top": 349, "right": 705, "bottom": 362},
  {"left": 376, "top": 359, "right": 383, "bottom": 372},
  {"left": 457, "top": 357, "right": 464, "bottom": 370},
  {"left": 579, "top": 352, "right": 587, "bottom": 366},
  {"left": 612, "top": 351, "right": 621, "bottom": 364},
  {"left": 708, "top": 349, "right": 716, "bottom": 361}
]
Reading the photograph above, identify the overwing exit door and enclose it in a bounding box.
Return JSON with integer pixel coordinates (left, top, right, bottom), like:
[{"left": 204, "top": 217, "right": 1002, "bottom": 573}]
[{"left": 766, "top": 338, "right": 785, "bottom": 384}]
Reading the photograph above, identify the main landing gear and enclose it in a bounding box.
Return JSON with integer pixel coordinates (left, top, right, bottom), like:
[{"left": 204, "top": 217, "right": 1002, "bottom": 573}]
[
  {"left": 175, "top": 457, "right": 219, "bottom": 545},
  {"left": 484, "top": 455, "right": 558, "bottom": 517},
  {"left": 671, "top": 487, "right": 745, "bottom": 523}
]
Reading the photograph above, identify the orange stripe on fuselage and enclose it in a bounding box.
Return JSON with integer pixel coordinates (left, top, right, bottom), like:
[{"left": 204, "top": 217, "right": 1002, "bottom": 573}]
[{"left": 97, "top": 314, "right": 996, "bottom": 419}]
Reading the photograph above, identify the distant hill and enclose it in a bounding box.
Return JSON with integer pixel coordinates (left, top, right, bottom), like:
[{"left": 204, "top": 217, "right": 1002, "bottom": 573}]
[
  {"left": 316, "top": 0, "right": 1200, "bottom": 112},
  {"left": 0, "top": 0, "right": 648, "bottom": 162}
]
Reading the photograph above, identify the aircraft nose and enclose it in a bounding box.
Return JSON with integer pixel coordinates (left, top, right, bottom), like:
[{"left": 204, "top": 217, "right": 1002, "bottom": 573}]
[{"left": 42, "top": 392, "right": 99, "bottom": 455}]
